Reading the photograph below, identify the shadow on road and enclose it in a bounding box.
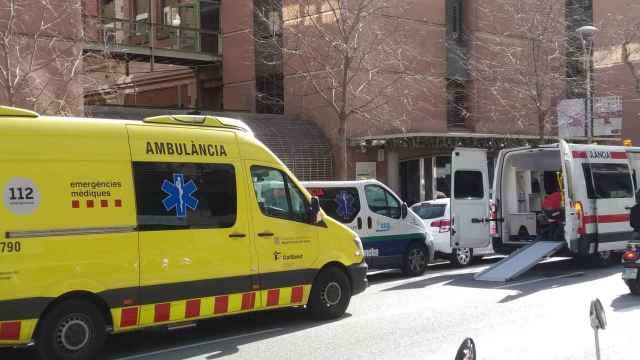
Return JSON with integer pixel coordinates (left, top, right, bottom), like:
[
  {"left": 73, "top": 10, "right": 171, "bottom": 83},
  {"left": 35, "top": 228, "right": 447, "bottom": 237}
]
[
  {"left": 379, "top": 257, "right": 622, "bottom": 304},
  {"left": 1, "top": 309, "right": 352, "bottom": 360},
  {"left": 610, "top": 293, "right": 640, "bottom": 312},
  {"left": 366, "top": 257, "right": 504, "bottom": 285}
]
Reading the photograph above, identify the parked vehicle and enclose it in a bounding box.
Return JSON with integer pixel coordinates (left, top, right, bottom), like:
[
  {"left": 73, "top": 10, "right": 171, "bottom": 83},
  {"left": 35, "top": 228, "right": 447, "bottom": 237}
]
[
  {"left": 622, "top": 242, "right": 640, "bottom": 294},
  {"left": 452, "top": 141, "right": 639, "bottom": 269},
  {"left": 303, "top": 180, "right": 434, "bottom": 276},
  {"left": 0, "top": 106, "right": 367, "bottom": 360},
  {"left": 411, "top": 198, "right": 493, "bottom": 267}
]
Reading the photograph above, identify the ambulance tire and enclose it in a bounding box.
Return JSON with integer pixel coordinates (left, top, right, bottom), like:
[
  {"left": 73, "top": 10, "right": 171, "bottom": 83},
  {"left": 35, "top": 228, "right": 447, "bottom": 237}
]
[
  {"left": 625, "top": 279, "right": 640, "bottom": 295},
  {"left": 587, "top": 251, "right": 617, "bottom": 267},
  {"left": 35, "top": 300, "right": 106, "bottom": 360},
  {"left": 308, "top": 267, "right": 352, "bottom": 320},
  {"left": 402, "top": 243, "right": 429, "bottom": 276}
]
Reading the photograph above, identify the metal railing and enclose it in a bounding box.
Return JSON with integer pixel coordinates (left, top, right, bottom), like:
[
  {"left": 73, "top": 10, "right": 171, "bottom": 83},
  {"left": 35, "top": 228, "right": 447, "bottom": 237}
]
[{"left": 83, "top": 16, "right": 221, "bottom": 56}]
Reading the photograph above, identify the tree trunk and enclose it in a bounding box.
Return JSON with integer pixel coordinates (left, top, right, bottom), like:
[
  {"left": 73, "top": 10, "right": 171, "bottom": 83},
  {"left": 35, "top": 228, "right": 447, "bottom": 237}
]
[
  {"left": 336, "top": 117, "right": 348, "bottom": 180},
  {"left": 538, "top": 110, "right": 545, "bottom": 142}
]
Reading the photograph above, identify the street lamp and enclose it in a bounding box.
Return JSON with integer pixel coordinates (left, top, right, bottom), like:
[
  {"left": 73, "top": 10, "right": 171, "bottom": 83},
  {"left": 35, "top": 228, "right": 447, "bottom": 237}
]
[{"left": 577, "top": 25, "right": 599, "bottom": 142}]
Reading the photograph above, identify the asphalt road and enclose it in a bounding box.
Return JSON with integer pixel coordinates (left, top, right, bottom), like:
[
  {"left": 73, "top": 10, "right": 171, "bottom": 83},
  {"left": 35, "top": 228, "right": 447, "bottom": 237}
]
[{"left": 4, "top": 257, "right": 639, "bottom": 360}]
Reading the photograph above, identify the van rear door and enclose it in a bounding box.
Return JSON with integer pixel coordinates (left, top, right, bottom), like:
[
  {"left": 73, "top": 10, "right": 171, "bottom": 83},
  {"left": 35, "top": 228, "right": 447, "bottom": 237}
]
[
  {"left": 560, "top": 140, "right": 579, "bottom": 244},
  {"left": 450, "top": 148, "right": 491, "bottom": 249}
]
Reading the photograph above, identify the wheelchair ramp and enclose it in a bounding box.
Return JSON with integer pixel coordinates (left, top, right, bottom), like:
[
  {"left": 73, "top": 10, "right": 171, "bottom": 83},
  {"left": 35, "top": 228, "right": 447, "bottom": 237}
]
[{"left": 474, "top": 241, "right": 564, "bottom": 282}]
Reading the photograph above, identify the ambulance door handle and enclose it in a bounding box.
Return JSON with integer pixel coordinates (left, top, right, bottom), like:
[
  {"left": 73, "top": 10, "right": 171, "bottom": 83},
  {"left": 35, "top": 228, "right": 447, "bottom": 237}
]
[
  {"left": 258, "top": 231, "right": 274, "bottom": 237},
  {"left": 229, "top": 233, "right": 247, "bottom": 238},
  {"left": 367, "top": 217, "right": 372, "bottom": 229},
  {"left": 357, "top": 217, "right": 363, "bottom": 230}
]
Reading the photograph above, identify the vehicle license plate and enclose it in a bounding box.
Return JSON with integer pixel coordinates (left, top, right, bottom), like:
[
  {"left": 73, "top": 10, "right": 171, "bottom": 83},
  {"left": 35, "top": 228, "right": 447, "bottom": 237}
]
[{"left": 622, "top": 268, "right": 638, "bottom": 280}]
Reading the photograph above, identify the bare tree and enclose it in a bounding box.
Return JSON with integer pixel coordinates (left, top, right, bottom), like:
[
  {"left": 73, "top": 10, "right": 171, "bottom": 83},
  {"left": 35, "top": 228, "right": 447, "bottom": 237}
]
[
  {"left": 256, "top": 0, "right": 430, "bottom": 179},
  {"left": 613, "top": 5, "right": 640, "bottom": 96},
  {"left": 0, "top": 0, "right": 87, "bottom": 114},
  {"left": 463, "top": 0, "right": 567, "bottom": 141}
]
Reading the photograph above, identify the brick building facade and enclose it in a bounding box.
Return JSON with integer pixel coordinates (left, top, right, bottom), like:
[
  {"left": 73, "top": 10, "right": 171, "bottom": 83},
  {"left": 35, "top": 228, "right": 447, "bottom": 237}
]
[{"left": 1, "top": 0, "right": 639, "bottom": 199}]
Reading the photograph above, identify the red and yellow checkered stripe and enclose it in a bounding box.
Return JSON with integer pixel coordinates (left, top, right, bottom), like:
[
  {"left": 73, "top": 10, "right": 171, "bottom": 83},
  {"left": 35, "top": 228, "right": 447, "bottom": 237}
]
[
  {"left": 111, "top": 285, "right": 311, "bottom": 332},
  {"left": 0, "top": 319, "right": 38, "bottom": 345}
]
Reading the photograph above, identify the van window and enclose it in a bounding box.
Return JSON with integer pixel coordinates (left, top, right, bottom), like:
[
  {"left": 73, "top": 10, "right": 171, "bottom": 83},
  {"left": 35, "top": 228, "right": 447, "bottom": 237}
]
[
  {"left": 133, "top": 162, "right": 237, "bottom": 230},
  {"left": 411, "top": 203, "right": 446, "bottom": 220},
  {"left": 251, "top": 166, "right": 309, "bottom": 223},
  {"left": 365, "top": 185, "right": 401, "bottom": 219},
  {"left": 582, "top": 163, "right": 634, "bottom": 199},
  {"left": 454, "top": 171, "right": 484, "bottom": 199},
  {"left": 308, "top": 187, "right": 361, "bottom": 224}
]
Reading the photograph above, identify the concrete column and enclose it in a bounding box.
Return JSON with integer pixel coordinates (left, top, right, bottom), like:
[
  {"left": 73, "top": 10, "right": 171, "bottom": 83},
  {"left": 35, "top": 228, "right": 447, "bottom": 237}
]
[{"left": 386, "top": 150, "right": 400, "bottom": 194}]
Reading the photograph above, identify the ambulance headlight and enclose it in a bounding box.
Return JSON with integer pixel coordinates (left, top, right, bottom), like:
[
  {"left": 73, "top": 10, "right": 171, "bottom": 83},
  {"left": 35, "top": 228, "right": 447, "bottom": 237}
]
[{"left": 354, "top": 236, "right": 364, "bottom": 256}]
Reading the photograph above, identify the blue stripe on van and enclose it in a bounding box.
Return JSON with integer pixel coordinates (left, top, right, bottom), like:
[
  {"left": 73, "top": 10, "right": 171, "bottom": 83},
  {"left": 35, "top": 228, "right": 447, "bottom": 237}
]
[{"left": 361, "top": 233, "right": 426, "bottom": 257}]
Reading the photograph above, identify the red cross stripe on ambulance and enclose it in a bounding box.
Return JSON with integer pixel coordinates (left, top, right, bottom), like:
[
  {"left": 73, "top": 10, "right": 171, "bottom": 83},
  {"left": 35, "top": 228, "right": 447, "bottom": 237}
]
[
  {"left": 114, "top": 286, "right": 308, "bottom": 330},
  {"left": 71, "top": 199, "right": 123, "bottom": 209}
]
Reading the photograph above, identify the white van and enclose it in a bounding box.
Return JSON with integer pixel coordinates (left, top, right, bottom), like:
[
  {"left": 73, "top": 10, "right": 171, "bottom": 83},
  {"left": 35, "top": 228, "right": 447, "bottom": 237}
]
[
  {"left": 411, "top": 198, "right": 494, "bottom": 267},
  {"left": 450, "top": 141, "right": 639, "bottom": 266},
  {"left": 302, "top": 180, "right": 434, "bottom": 276}
]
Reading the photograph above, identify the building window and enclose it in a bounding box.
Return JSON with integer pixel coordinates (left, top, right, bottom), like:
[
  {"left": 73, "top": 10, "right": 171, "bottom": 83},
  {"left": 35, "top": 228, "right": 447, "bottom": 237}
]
[
  {"left": 565, "top": 0, "right": 593, "bottom": 98},
  {"left": 447, "top": 80, "right": 467, "bottom": 128},
  {"left": 133, "top": 162, "right": 237, "bottom": 230},
  {"left": 255, "top": 0, "right": 282, "bottom": 39},
  {"left": 100, "top": 0, "right": 115, "bottom": 18},
  {"left": 256, "top": 73, "right": 284, "bottom": 114},
  {"left": 446, "top": 0, "right": 463, "bottom": 41},
  {"left": 435, "top": 156, "right": 452, "bottom": 198}
]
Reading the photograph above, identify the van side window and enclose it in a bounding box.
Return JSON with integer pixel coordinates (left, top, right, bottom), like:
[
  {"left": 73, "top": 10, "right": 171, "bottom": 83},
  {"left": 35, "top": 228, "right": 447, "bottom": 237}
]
[
  {"left": 308, "top": 187, "right": 361, "bottom": 224},
  {"left": 582, "top": 163, "right": 634, "bottom": 199},
  {"left": 133, "top": 162, "right": 237, "bottom": 230},
  {"left": 365, "top": 185, "right": 401, "bottom": 219},
  {"left": 454, "top": 170, "right": 484, "bottom": 199},
  {"left": 251, "top": 166, "right": 310, "bottom": 223}
]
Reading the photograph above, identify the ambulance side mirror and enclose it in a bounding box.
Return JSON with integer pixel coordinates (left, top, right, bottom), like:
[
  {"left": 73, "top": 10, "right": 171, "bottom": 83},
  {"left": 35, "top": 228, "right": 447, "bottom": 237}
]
[
  {"left": 309, "top": 197, "right": 321, "bottom": 224},
  {"left": 401, "top": 203, "right": 408, "bottom": 219}
]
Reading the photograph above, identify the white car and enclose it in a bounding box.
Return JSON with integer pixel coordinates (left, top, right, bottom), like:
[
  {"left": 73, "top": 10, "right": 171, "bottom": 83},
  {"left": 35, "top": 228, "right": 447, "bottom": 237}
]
[{"left": 411, "top": 198, "right": 493, "bottom": 267}]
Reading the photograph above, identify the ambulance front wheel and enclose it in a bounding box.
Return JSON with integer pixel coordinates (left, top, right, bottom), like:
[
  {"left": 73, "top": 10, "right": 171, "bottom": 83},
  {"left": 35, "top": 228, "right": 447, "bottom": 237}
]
[
  {"left": 402, "top": 243, "right": 429, "bottom": 276},
  {"left": 308, "top": 267, "right": 352, "bottom": 320},
  {"left": 35, "top": 299, "right": 107, "bottom": 360}
]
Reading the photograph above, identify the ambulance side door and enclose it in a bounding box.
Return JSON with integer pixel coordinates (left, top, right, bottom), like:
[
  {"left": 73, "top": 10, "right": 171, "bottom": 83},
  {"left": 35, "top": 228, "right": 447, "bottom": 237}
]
[
  {"left": 245, "top": 162, "right": 319, "bottom": 303},
  {"left": 128, "top": 125, "right": 258, "bottom": 324},
  {"left": 361, "top": 183, "right": 408, "bottom": 258},
  {"left": 450, "top": 148, "right": 491, "bottom": 249}
]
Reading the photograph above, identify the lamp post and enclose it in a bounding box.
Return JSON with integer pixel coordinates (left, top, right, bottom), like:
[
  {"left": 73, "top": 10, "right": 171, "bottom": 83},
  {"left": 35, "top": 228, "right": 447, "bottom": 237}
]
[{"left": 577, "top": 25, "right": 599, "bottom": 142}]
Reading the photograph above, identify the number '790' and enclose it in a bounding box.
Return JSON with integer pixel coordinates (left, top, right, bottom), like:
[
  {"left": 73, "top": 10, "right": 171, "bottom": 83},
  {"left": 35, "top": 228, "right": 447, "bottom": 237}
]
[{"left": 0, "top": 241, "right": 21, "bottom": 253}]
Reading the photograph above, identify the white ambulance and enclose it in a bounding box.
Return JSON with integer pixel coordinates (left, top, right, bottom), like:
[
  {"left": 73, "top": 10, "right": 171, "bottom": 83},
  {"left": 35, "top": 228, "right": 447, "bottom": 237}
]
[
  {"left": 450, "top": 141, "right": 639, "bottom": 271},
  {"left": 302, "top": 180, "right": 434, "bottom": 276}
]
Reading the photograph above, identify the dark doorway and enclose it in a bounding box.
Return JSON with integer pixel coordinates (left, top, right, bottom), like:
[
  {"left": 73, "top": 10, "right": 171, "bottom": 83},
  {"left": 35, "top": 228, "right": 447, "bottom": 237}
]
[{"left": 400, "top": 159, "right": 420, "bottom": 206}]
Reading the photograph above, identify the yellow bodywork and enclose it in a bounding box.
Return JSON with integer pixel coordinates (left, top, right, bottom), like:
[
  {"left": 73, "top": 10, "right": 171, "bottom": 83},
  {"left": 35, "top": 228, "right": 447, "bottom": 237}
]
[{"left": 0, "top": 110, "right": 363, "bottom": 345}]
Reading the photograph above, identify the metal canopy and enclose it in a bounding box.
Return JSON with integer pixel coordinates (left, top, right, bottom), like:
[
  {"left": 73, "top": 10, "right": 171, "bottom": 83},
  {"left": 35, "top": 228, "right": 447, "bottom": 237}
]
[{"left": 85, "top": 106, "right": 333, "bottom": 181}]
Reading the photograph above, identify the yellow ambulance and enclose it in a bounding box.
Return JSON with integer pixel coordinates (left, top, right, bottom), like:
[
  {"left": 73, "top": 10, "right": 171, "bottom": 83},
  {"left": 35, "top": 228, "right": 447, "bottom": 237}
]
[{"left": 0, "top": 106, "right": 367, "bottom": 360}]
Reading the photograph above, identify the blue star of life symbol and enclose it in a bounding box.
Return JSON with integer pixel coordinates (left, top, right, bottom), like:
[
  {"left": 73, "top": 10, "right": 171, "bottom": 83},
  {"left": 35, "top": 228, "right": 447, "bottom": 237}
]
[
  {"left": 161, "top": 173, "right": 198, "bottom": 217},
  {"left": 335, "top": 191, "right": 355, "bottom": 219}
]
